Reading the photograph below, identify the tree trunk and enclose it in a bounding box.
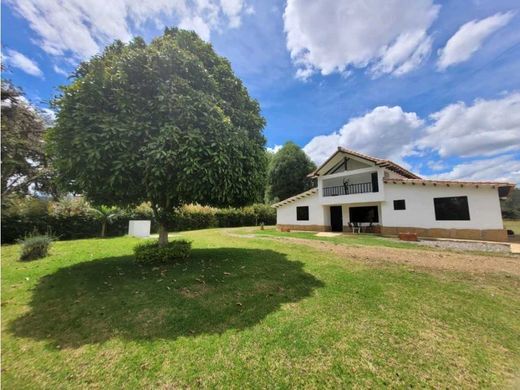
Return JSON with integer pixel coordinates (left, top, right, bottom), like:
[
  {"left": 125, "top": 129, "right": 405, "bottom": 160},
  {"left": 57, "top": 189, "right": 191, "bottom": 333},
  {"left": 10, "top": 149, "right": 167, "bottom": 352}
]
[
  {"left": 158, "top": 222, "right": 168, "bottom": 246},
  {"left": 101, "top": 221, "right": 106, "bottom": 237}
]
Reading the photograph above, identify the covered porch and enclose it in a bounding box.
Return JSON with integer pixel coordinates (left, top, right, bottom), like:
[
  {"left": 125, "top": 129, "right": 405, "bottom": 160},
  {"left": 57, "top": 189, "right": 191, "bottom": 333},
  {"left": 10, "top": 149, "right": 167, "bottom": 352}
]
[{"left": 325, "top": 202, "right": 382, "bottom": 233}]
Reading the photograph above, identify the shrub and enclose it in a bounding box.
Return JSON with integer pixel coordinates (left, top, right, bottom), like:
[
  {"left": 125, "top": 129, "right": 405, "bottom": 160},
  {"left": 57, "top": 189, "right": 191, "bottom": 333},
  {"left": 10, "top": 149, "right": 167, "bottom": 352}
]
[
  {"left": 2, "top": 199, "right": 275, "bottom": 243},
  {"left": 49, "top": 197, "right": 92, "bottom": 217},
  {"left": 18, "top": 232, "right": 54, "bottom": 261},
  {"left": 134, "top": 239, "right": 192, "bottom": 263}
]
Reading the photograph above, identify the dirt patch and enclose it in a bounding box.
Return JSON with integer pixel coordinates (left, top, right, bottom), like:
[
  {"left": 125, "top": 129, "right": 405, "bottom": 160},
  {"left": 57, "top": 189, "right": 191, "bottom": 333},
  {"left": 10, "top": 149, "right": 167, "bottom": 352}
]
[{"left": 262, "top": 236, "right": 520, "bottom": 276}]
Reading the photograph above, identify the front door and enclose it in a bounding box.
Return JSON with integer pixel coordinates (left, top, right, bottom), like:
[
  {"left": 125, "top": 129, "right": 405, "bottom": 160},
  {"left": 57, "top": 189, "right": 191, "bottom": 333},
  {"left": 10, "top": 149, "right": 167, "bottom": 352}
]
[{"left": 330, "top": 206, "right": 343, "bottom": 232}]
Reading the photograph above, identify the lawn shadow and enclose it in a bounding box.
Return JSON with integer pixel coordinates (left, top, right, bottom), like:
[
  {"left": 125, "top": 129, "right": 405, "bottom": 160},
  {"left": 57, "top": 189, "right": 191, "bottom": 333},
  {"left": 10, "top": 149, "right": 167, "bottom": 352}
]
[{"left": 10, "top": 248, "right": 323, "bottom": 348}]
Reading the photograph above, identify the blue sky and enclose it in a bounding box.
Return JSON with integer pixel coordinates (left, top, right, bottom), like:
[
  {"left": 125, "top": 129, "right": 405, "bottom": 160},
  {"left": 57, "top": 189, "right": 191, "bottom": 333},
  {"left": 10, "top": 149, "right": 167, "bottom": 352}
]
[{"left": 2, "top": 0, "right": 520, "bottom": 183}]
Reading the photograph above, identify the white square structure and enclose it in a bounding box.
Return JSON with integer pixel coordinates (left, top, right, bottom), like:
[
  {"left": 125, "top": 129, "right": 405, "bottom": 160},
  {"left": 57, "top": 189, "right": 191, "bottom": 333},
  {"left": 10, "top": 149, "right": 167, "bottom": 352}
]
[{"left": 128, "top": 220, "right": 151, "bottom": 238}]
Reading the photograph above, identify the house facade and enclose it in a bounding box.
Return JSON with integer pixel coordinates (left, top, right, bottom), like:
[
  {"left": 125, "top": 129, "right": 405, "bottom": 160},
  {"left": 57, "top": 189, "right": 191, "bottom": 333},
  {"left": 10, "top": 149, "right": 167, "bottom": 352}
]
[{"left": 273, "top": 147, "right": 515, "bottom": 242}]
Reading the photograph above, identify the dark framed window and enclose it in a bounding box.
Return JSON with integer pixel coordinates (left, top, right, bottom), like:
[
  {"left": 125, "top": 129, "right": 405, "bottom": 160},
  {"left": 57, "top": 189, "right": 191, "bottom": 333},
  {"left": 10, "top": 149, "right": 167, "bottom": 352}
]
[
  {"left": 434, "top": 196, "right": 470, "bottom": 221},
  {"left": 296, "top": 206, "right": 309, "bottom": 221},
  {"left": 393, "top": 199, "right": 406, "bottom": 210},
  {"left": 349, "top": 206, "right": 379, "bottom": 223}
]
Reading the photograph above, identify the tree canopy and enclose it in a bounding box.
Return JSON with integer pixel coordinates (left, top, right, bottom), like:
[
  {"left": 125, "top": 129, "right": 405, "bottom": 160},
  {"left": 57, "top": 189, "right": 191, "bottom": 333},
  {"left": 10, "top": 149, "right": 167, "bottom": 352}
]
[
  {"left": 267, "top": 142, "right": 316, "bottom": 202},
  {"left": 501, "top": 188, "right": 520, "bottom": 220},
  {"left": 49, "top": 28, "right": 267, "bottom": 243},
  {"left": 1, "top": 80, "right": 54, "bottom": 200}
]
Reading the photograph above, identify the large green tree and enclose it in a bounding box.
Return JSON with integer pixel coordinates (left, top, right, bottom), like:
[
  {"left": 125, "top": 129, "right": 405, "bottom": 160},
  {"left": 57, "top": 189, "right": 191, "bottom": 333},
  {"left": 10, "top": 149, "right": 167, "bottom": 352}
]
[
  {"left": 501, "top": 188, "right": 520, "bottom": 220},
  {"left": 49, "top": 28, "right": 267, "bottom": 244},
  {"left": 1, "top": 80, "right": 57, "bottom": 200},
  {"left": 267, "top": 142, "right": 316, "bottom": 202}
]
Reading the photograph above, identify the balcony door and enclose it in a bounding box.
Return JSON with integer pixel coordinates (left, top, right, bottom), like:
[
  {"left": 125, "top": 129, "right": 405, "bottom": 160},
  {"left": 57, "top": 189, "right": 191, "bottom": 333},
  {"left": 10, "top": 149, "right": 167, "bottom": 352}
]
[{"left": 330, "top": 206, "right": 343, "bottom": 232}]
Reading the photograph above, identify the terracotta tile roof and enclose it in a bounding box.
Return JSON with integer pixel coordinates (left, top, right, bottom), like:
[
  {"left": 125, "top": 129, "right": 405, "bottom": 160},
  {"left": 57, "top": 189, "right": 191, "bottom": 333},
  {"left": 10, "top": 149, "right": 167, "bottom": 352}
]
[
  {"left": 383, "top": 178, "right": 516, "bottom": 197},
  {"left": 272, "top": 187, "right": 318, "bottom": 208},
  {"left": 310, "top": 147, "right": 421, "bottom": 179}
]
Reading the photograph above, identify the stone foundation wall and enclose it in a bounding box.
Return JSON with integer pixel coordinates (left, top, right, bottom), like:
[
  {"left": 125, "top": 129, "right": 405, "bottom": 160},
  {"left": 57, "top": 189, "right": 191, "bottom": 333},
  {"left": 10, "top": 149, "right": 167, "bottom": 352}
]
[
  {"left": 276, "top": 224, "right": 331, "bottom": 232},
  {"left": 277, "top": 224, "right": 508, "bottom": 242},
  {"left": 380, "top": 226, "right": 508, "bottom": 242}
]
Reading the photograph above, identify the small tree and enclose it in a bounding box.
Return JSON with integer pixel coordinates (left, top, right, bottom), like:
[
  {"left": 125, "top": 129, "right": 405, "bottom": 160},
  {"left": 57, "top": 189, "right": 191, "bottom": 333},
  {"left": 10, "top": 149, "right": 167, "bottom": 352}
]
[
  {"left": 268, "top": 142, "right": 316, "bottom": 202},
  {"left": 90, "top": 205, "right": 120, "bottom": 237},
  {"left": 49, "top": 28, "right": 267, "bottom": 245}
]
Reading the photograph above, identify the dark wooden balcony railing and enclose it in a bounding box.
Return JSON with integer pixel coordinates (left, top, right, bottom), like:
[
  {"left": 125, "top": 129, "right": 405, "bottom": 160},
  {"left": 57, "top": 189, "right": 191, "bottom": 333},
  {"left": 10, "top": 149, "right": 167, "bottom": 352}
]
[{"left": 322, "top": 182, "right": 373, "bottom": 197}]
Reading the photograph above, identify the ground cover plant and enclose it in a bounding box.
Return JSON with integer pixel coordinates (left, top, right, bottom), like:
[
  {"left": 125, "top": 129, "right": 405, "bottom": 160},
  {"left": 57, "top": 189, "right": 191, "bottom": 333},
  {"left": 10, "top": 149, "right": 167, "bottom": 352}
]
[{"left": 2, "top": 228, "right": 520, "bottom": 388}]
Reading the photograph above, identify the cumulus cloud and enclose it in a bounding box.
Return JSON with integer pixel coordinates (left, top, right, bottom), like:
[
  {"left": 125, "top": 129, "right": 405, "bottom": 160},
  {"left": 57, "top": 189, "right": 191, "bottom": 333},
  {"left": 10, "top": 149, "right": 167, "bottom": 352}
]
[
  {"left": 53, "top": 64, "right": 68, "bottom": 77},
  {"left": 303, "top": 92, "right": 520, "bottom": 183},
  {"left": 267, "top": 144, "right": 283, "bottom": 154},
  {"left": 283, "top": 0, "right": 439, "bottom": 80},
  {"left": 6, "top": 0, "right": 251, "bottom": 60},
  {"left": 3, "top": 49, "right": 43, "bottom": 77},
  {"left": 303, "top": 106, "right": 423, "bottom": 164},
  {"left": 437, "top": 12, "right": 515, "bottom": 70},
  {"left": 416, "top": 92, "right": 520, "bottom": 158},
  {"left": 427, "top": 155, "right": 520, "bottom": 184}
]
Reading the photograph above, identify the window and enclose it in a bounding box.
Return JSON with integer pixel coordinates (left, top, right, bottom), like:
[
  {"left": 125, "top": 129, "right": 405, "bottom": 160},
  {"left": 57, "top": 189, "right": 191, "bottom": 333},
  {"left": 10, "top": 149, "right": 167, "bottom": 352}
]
[
  {"left": 393, "top": 199, "right": 406, "bottom": 210},
  {"left": 434, "top": 196, "right": 470, "bottom": 220},
  {"left": 349, "top": 206, "right": 379, "bottom": 223},
  {"left": 296, "top": 206, "right": 309, "bottom": 221}
]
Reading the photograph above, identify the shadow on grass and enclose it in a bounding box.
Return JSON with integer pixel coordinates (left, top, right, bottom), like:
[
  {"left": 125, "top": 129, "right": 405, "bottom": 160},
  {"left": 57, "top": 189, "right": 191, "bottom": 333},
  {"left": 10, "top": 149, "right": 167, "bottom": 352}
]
[{"left": 10, "top": 248, "right": 323, "bottom": 348}]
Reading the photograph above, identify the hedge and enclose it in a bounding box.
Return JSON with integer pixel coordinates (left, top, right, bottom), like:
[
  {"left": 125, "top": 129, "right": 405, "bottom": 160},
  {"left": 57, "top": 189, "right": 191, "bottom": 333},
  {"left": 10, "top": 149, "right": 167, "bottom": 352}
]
[
  {"left": 1, "top": 201, "right": 275, "bottom": 244},
  {"left": 1, "top": 213, "right": 151, "bottom": 244}
]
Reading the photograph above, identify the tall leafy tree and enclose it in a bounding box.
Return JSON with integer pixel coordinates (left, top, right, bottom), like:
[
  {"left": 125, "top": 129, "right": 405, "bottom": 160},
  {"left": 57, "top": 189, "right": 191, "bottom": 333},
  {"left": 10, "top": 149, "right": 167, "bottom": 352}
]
[
  {"left": 268, "top": 142, "right": 316, "bottom": 202},
  {"left": 49, "top": 28, "right": 267, "bottom": 245},
  {"left": 501, "top": 188, "right": 520, "bottom": 220},
  {"left": 1, "top": 80, "right": 47, "bottom": 199}
]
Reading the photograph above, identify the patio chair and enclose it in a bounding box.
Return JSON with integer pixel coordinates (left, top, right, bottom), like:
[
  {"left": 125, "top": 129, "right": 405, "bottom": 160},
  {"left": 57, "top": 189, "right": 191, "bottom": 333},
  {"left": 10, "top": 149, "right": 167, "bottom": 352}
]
[{"left": 348, "top": 222, "right": 361, "bottom": 234}]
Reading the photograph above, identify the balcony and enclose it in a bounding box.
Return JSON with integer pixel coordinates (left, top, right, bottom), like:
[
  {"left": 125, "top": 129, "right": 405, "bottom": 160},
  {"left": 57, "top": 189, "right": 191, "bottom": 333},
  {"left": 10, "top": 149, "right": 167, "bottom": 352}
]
[{"left": 323, "top": 182, "right": 373, "bottom": 197}]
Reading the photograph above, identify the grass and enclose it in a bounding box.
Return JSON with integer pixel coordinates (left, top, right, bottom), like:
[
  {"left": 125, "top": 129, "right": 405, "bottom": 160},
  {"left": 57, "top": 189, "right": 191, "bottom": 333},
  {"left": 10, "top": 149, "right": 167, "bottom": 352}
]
[
  {"left": 2, "top": 228, "right": 520, "bottom": 388},
  {"left": 247, "top": 227, "right": 421, "bottom": 249},
  {"left": 505, "top": 219, "right": 520, "bottom": 233}
]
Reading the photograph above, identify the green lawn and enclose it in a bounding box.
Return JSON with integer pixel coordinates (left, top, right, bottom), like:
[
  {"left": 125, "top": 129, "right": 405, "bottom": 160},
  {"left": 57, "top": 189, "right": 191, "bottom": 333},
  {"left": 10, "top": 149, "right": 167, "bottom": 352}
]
[
  {"left": 2, "top": 228, "right": 520, "bottom": 388},
  {"left": 247, "top": 227, "right": 421, "bottom": 249},
  {"left": 505, "top": 219, "right": 520, "bottom": 234}
]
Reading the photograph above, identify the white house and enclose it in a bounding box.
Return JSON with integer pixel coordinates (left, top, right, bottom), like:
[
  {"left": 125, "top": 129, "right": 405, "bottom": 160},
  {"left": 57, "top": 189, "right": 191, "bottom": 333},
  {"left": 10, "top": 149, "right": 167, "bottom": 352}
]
[{"left": 273, "top": 147, "right": 515, "bottom": 242}]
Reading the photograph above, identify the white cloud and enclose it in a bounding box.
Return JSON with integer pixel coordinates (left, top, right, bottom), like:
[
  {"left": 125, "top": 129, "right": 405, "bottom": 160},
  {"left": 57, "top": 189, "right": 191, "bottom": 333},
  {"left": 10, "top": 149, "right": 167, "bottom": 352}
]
[
  {"left": 3, "top": 49, "right": 43, "bottom": 77},
  {"left": 283, "top": 0, "right": 440, "bottom": 80},
  {"left": 267, "top": 144, "right": 282, "bottom": 153},
  {"left": 416, "top": 92, "right": 520, "bottom": 158},
  {"left": 220, "top": 0, "right": 245, "bottom": 28},
  {"left": 179, "top": 15, "right": 212, "bottom": 41},
  {"left": 53, "top": 65, "right": 68, "bottom": 77},
  {"left": 427, "top": 155, "right": 520, "bottom": 184},
  {"left": 426, "top": 160, "right": 448, "bottom": 171},
  {"left": 437, "top": 12, "right": 515, "bottom": 70},
  {"left": 6, "top": 0, "right": 251, "bottom": 60},
  {"left": 304, "top": 106, "right": 423, "bottom": 164}
]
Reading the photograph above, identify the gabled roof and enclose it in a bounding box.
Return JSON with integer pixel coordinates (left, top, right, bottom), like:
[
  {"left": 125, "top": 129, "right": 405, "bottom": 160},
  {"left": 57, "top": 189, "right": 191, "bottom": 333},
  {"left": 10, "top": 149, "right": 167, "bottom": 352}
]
[
  {"left": 309, "top": 147, "right": 421, "bottom": 179},
  {"left": 383, "top": 178, "right": 516, "bottom": 198},
  {"left": 272, "top": 187, "right": 318, "bottom": 208}
]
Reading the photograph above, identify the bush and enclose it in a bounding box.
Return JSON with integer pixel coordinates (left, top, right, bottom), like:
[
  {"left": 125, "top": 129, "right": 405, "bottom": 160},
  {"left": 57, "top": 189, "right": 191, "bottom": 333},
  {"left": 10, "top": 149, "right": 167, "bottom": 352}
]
[
  {"left": 134, "top": 239, "right": 192, "bottom": 263},
  {"left": 2, "top": 198, "right": 275, "bottom": 243},
  {"left": 18, "top": 232, "right": 54, "bottom": 261}
]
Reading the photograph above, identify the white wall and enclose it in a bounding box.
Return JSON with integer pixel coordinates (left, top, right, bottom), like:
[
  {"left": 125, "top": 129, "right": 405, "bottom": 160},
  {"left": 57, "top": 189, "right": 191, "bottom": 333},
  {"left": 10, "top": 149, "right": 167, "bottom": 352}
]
[
  {"left": 381, "top": 184, "right": 504, "bottom": 229},
  {"left": 276, "top": 192, "right": 327, "bottom": 226},
  {"left": 318, "top": 168, "right": 385, "bottom": 205}
]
